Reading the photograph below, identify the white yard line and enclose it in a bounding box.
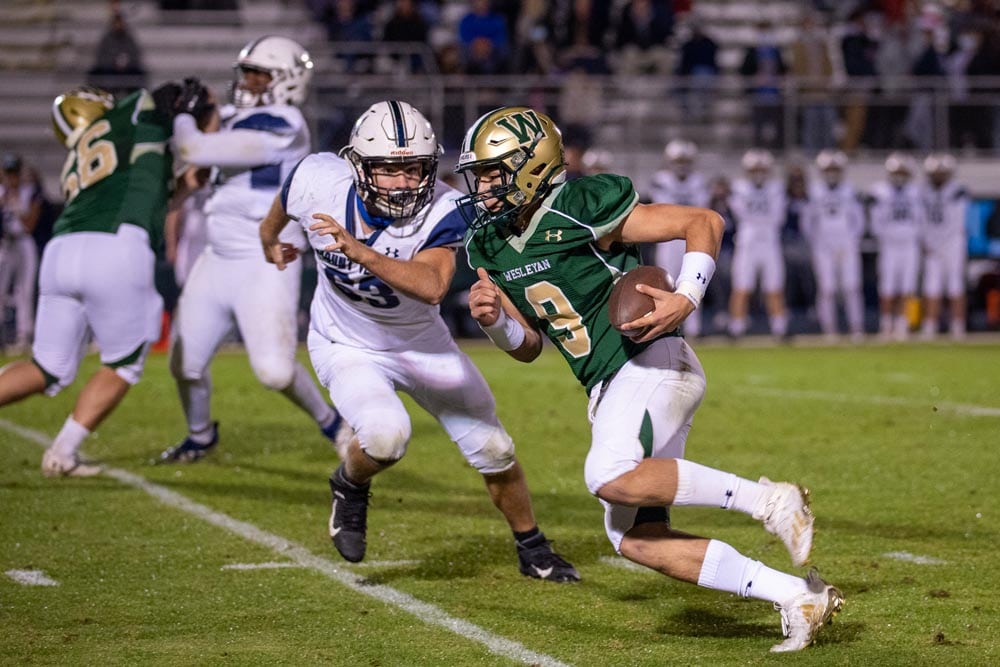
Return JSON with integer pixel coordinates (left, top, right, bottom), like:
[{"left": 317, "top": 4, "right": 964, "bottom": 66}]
[
  {"left": 883, "top": 551, "right": 949, "bottom": 565},
  {"left": 5, "top": 569, "right": 59, "bottom": 586},
  {"left": 735, "top": 386, "right": 1000, "bottom": 417},
  {"left": 220, "top": 562, "right": 304, "bottom": 571},
  {"left": 598, "top": 556, "right": 655, "bottom": 574},
  {"left": 221, "top": 559, "right": 420, "bottom": 571},
  {"left": 0, "top": 418, "right": 571, "bottom": 667}
]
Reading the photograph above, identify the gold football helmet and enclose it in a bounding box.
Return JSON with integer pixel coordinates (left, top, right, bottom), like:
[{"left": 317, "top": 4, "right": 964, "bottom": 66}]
[
  {"left": 51, "top": 86, "right": 115, "bottom": 148},
  {"left": 454, "top": 106, "right": 565, "bottom": 230}
]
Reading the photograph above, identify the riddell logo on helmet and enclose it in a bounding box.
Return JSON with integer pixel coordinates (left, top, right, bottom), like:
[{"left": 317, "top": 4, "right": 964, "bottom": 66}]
[{"left": 390, "top": 149, "right": 414, "bottom": 156}]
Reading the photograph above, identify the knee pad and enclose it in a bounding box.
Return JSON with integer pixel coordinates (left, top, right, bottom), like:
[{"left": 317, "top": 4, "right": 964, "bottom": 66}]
[
  {"left": 251, "top": 356, "right": 295, "bottom": 391},
  {"left": 357, "top": 412, "right": 411, "bottom": 463},
  {"left": 467, "top": 425, "right": 516, "bottom": 474}
]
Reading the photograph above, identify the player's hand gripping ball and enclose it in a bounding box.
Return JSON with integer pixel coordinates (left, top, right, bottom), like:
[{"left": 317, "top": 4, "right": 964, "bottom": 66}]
[{"left": 607, "top": 265, "right": 675, "bottom": 340}]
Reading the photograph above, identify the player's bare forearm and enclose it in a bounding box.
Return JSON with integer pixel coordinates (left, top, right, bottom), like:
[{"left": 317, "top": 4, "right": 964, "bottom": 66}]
[
  {"left": 610, "top": 203, "right": 723, "bottom": 259},
  {"left": 360, "top": 247, "right": 454, "bottom": 305},
  {"left": 260, "top": 194, "right": 297, "bottom": 269}
]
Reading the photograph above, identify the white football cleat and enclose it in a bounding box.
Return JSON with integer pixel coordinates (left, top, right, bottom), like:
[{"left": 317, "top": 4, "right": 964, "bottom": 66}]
[
  {"left": 41, "top": 449, "right": 102, "bottom": 478},
  {"left": 753, "top": 476, "right": 814, "bottom": 566},
  {"left": 771, "top": 569, "right": 844, "bottom": 652}
]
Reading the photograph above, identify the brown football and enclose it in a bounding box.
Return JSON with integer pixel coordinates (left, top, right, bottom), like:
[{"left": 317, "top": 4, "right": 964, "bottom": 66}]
[{"left": 607, "top": 265, "right": 675, "bottom": 340}]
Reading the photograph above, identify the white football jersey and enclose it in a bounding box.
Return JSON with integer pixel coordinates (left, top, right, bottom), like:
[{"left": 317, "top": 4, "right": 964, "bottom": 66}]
[
  {"left": 804, "top": 181, "right": 865, "bottom": 242},
  {"left": 283, "top": 153, "right": 467, "bottom": 351},
  {"left": 921, "top": 180, "right": 968, "bottom": 248},
  {"left": 174, "top": 103, "right": 310, "bottom": 259},
  {"left": 729, "top": 178, "right": 787, "bottom": 246},
  {"left": 869, "top": 181, "right": 924, "bottom": 243},
  {"left": 647, "top": 170, "right": 709, "bottom": 207}
]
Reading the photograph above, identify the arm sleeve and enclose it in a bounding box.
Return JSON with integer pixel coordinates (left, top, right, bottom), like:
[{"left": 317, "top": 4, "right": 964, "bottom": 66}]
[{"left": 172, "top": 113, "right": 297, "bottom": 168}]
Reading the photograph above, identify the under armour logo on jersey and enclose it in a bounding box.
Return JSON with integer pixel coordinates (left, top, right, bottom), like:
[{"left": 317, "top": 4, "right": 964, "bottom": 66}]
[
  {"left": 544, "top": 230, "right": 563, "bottom": 242},
  {"left": 384, "top": 247, "right": 399, "bottom": 258}
]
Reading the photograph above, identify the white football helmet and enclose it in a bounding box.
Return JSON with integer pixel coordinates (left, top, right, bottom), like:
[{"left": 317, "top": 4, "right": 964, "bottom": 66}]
[
  {"left": 341, "top": 100, "right": 442, "bottom": 223},
  {"left": 232, "top": 35, "right": 313, "bottom": 108},
  {"left": 741, "top": 148, "right": 774, "bottom": 172},
  {"left": 664, "top": 139, "right": 697, "bottom": 177},
  {"left": 924, "top": 152, "right": 956, "bottom": 187},
  {"left": 582, "top": 147, "right": 613, "bottom": 175},
  {"left": 923, "top": 152, "right": 956, "bottom": 175},
  {"left": 742, "top": 148, "right": 773, "bottom": 185},
  {"left": 885, "top": 151, "right": 915, "bottom": 186},
  {"left": 815, "top": 149, "right": 847, "bottom": 186}
]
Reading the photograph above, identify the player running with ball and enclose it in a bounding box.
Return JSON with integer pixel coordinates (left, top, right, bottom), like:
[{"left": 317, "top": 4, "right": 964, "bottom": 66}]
[{"left": 459, "top": 106, "right": 843, "bottom": 653}]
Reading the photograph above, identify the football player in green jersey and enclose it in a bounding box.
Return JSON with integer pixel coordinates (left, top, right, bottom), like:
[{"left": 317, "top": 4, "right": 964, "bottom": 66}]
[
  {"left": 0, "top": 85, "right": 181, "bottom": 477},
  {"left": 458, "top": 106, "right": 843, "bottom": 653}
]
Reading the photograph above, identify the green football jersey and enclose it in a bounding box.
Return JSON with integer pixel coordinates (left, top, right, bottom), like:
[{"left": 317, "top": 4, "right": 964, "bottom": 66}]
[
  {"left": 54, "top": 90, "right": 173, "bottom": 250},
  {"left": 466, "top": 173, "right": 676, "bottom": 392}
]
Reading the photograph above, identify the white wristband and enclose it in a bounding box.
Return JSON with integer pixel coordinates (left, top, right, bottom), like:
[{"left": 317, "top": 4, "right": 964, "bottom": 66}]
[
  {"left": 479, "top": 309, "right": 525, "bottom": 351},
  {"left": 675, "top": 251, "right": 716, "bottom": 308}
]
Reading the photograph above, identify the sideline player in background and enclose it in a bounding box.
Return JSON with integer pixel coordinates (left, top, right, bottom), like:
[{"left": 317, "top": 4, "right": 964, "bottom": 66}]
[
  {"left": 802, "top": 149, "right": 866, "bottom": 341},
  {"left": 870, "top": 152, "right": 924, "bottom": 341},
  {"left": 160, "top": 36, "right": 350, "bottom": 463},
  {"left": 459, "top": 106, "right": 842, "bottom": 652},
  {"left": 920, "top": 153, "right": 969, "bottom": 340},
  {"left": 0, "top": 154, "right": 42, "bottom": 352},
  {"left": 648, "top": 139, "right": 710, "bottom": 336},
  {"left": 260, "top": 100, "right": 579, "bottom": 582},
  {"left": 0, "top": 85, "right": 176, "bottom": 476},
  {"left": 727, "top": 149, "right": 788, "bottom": 339}
]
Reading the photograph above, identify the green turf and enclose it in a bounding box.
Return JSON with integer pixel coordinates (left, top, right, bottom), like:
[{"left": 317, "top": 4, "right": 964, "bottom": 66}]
[{"left": 1, "top": 341, "right": 998, "bottom": 665}]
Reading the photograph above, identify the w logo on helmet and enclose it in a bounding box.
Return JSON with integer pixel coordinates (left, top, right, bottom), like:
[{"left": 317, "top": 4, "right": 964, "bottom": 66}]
[{"left": 496, "top": 110, "right": 545, "bottom": 144}]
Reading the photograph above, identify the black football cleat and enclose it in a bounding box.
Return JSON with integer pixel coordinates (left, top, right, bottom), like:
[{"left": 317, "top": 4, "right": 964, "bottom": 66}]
[
  {"left": 517, "top": 534, "right": 581, "bottom": 583},
  {"left": 328, "top": 464, "right": 371, "bottom": 563},
  {"left": 158, "top": 422, "right": 219, "bottom": 464}
]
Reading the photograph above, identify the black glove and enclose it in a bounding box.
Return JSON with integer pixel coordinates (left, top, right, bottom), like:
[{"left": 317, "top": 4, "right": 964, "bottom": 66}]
[{"left": 176, "top": 77, "right": 215, "bottom": 125}]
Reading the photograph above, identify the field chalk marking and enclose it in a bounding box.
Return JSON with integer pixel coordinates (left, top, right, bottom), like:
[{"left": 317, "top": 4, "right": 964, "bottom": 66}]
[
  {"left": 883, "top": 551, "right": 949, "bottom": 565},
  {"left": 221, "top": 559, "right": 420, "bottom": 571},
  {"left": 5, "top": 569, "right": 60, "bottom": 587},
  {"left": 735, "top": 386, "right": 1000, "bottom": 418},
  {"left": 0, "top": 418, "right": 571, "bottom": 667},
  {"left": 599, "top": 556, "right": 655, "bottom": 574}
]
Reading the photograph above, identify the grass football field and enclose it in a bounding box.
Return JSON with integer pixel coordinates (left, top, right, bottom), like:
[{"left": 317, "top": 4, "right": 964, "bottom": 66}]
[{"left": 1, "top": 340, "right": 998, "bottom": 665}]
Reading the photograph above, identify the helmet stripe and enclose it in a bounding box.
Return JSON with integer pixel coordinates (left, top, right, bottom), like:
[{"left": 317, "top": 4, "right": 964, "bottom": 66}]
[
  {"left": 388, "top": 100, "right": 407, "bottom": 148},
  {"left": 463, "top": 111, "right": 493, "bottom": 154},
  {"left": 52, "top": 98, "right": 74, "bottom": 139}
]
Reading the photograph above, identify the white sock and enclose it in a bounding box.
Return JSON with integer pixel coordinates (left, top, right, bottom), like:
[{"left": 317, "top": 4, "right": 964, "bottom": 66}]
[
  {"left": 51, "top": 416, "right": 90, "bottom": 458},
  {"left": 673, "top": 459, "right": 765, "bottom": 514},
  {"left": 770, "top": 312, "right": 788, "bottom": 337},
  {"left": 879, "top": 313, "right": 892, "bottom": 334},
  {"left": 817, "top": 292, "right": 836, "bottom": 335},
  {"left": 697, "top": 539, "right": 808, "bottom": 603},
  {"left": 281, "top": 362, "right": 336, "bottom": 426},
  {"left": 728, "top": 317, "right": 747, "bottom": 337},
  {"left": 846, "top": 291, "right": 864, "bottom": 335}
]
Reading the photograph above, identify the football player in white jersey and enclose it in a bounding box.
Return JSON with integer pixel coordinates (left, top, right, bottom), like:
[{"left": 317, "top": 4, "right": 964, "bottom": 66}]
[
  {"left": 258, "top": 100, "right": 580, "bottom": 582},
  {"left": 728, "top": 149, "right": 788, "bottom": 339},
  {"left": 920, "top": 153, "right": 969, "bottom": 340},
  {"left": 160, "top": 36, "right": 349, "bottom": 463},
  {"left": 648, "top": 140, "right": 711, "bottom": 337},
  {"left": 802, "top": 150, "right": 866, "bottom": 341},
  {"left": 0, "top": 155, "right": 41, "bottom": 351},
  {"left": 869, "top": 152, "right": 925, "bottom": 341}
]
